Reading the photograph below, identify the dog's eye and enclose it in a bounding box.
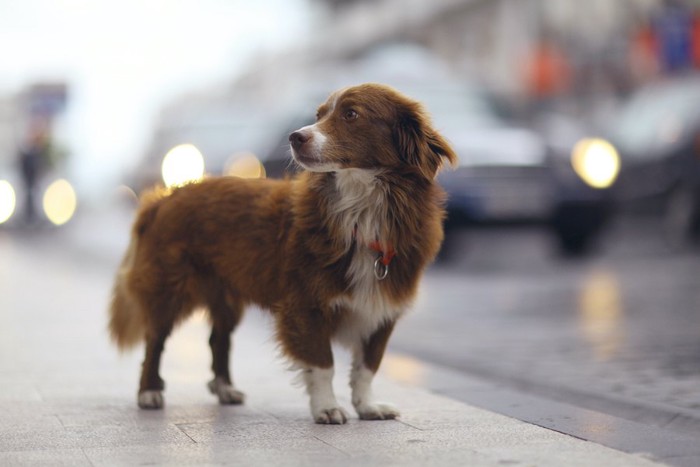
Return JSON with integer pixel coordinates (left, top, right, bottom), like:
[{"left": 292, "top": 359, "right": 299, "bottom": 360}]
[
  {"left": 343, "top": 109, "right": 358, "bottom": 121},
  {"left": 315, "top": 111, "right": 321, "bottom": 121}
]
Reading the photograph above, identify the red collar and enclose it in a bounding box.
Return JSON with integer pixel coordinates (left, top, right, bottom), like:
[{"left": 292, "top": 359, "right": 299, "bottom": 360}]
[
  {"left": 352, "top": 225, "right": 396, "bottom": 266},
  {"left": 368, "top": 240, "right": 396, "bottom": 266}
]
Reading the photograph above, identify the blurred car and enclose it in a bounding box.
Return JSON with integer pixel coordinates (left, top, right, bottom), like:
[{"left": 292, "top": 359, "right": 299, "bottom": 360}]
[
  {"left": 433, "top": 88, "right": 617, "bottom": 256},
  {"left": 605, "top": 75, "right": 700, "bottom": 246},
  {"left": 130, "top": 97, "right": 275, "bottom": 192}
]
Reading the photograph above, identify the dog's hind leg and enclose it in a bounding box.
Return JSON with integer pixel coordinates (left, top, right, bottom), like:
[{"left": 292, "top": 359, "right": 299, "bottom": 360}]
[
  {"left": 138, "top": 325, "right": 172, "bottom": 409},
  {"left": 207, "top": 295, "right": 246, "bottom": 405}
]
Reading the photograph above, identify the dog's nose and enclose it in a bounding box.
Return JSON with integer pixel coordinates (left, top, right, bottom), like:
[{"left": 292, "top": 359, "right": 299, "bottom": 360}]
[{"left": 289, "top": 130, "right": 310, "bottom": 151}]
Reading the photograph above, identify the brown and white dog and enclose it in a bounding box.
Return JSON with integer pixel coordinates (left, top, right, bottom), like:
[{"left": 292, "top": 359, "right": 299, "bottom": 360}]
[{"left": 109, "top": 83, "right": 456, "bottom": 424}]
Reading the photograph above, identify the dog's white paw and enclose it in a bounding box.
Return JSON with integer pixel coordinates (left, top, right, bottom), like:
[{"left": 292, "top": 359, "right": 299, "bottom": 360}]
[
  {"left": 208, "top": 377, "right": 245, "bottom": 405},
  {"left": 138, "top": 390, "right": 164, "bottom": 409},
  {"left": 313, "top": 406, "right": 349, "bottom": 425},
  {"left": 356, "top": 402, "right": 400, "bottom": 421}
]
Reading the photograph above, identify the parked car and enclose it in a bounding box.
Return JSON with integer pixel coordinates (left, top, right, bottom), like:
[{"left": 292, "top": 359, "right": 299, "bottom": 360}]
[
  {"left": 606, "top": 75, "right": 700, "bottom": 246},
  {"left": 434, "top": 88, "right": 617, "bottom": 255},
  {"left": 131, "top": 103, "right": 275, "bottom": 192}
]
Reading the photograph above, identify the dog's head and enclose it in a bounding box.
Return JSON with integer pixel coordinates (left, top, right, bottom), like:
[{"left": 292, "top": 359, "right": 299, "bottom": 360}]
[{"left": 289, "top": 83, "right": 457, "bottom": 179}]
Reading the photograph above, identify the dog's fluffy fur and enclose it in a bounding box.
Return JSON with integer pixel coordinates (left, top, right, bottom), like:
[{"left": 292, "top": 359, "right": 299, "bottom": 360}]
[{"left": 109, "top": 83, "right": 457, "bottom": 424}]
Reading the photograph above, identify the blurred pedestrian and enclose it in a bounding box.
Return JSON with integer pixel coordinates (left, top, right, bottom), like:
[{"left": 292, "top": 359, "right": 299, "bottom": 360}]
[
  {"left": 654, "top": 1, "right": 693, "bottom": 72},
  {"left": 692, "top": 10, "right": 700, "bottom": 68},
  {"left": 17, "top": 119, "right": 51, "bottom": 223},
  {"left": 523, "top": 36, "right": 572, "bottom": 113},
  {"left": 629, "top": 20, "right": 660, "bottom": 85}
]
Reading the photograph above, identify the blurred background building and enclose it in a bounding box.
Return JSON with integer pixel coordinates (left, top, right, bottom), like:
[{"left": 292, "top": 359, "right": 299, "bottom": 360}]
[
  {"left": 0, "top": 0, "right": 696, "bottom": 185},
  {"left": 1, "top": 0, "right": 700, "bottom": 244},
  {"left": 236, "top": 0, "right": 699, "bottom": 116}
]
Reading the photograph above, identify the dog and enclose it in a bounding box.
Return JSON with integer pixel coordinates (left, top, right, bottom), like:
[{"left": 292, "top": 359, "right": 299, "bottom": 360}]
[{"left": 109, "top": 83, "right": 457, "bottom": 424}]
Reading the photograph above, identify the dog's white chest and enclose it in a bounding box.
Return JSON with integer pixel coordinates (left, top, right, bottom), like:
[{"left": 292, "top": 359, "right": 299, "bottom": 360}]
[
  {"left": 331, "top": 244, "right": 405, "bottom": 347},
  {"left": 328, "top": 169, "right": 405, "bottom": 346}
]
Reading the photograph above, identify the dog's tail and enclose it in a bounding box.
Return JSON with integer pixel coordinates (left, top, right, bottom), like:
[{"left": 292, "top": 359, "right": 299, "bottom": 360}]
[
  {"left": 108, "top": 187, "right": 166, "bottom": 351},
  {"left": 108, "top": 233, "right": 143, "bottom": 350}
]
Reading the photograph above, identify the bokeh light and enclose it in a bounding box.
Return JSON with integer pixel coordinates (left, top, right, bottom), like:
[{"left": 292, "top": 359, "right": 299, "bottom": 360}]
[
  {"left": 578, "top": 269, "right": 623, "bottom": 361},
  {"left": 0, "top": 180, "right": 16, "bottom": 224},
  {"left": 224, "top": 152, "right": 266, "bottom": 179},
  {"left": 161, "top": 144, "right": 205, "bottom": 188},
  {"left": 43, "top": 179, "right": 77, "bottom": 226},
  {"left": 571, "top": 138, "right": 620, "bottom": 189}
]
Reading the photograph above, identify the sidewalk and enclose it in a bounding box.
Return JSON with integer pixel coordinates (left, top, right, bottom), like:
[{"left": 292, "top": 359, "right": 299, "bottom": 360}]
[
  {"left": 0, "top": 221, "right": 671, "bottom": 467},
  {"left": 0, "top": 315, "right": 666, "bottom": 467}
]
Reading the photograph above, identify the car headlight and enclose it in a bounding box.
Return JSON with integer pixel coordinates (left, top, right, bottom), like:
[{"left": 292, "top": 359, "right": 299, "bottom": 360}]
[
  {"left": 0, "top": 180, "right": 16, "bottom": 224},
  {"left": 571, "top": 138, "right": 620, "bottom": 189},
  {"left": 161, "top": 144, "right": 205, "bottom": 188},
  {"left": 43, "top": 179, "right": 77, "bottom": 226}
]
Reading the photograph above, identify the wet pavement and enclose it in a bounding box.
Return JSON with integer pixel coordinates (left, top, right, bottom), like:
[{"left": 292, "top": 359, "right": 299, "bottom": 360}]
[{"left": 392, "top": 217, "right": 700, "bottom": 437}]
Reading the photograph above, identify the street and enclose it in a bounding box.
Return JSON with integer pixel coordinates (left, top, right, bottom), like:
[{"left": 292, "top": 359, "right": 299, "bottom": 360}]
[
  {"left": 1, "top": 204, "right": 699, "bottom": 465},
  {"left": 394, "top": 219, "right": 700, "bottom": 436}
]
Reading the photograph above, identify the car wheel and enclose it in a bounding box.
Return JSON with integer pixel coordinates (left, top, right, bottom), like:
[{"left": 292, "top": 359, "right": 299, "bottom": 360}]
[
  {"left": 555, "top": 227, "right": 591, "bottom": 256},
  {"left": 663, "top": 185, "right": 700, "bottom": 249},
  {"left": 551, "top": 203, "right": 609, "bottom": 256}
]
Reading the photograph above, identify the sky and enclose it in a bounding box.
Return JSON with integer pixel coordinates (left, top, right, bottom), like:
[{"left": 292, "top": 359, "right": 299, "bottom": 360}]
[{"left": 0, "top": 0, "right": 310, "bottom": 197}]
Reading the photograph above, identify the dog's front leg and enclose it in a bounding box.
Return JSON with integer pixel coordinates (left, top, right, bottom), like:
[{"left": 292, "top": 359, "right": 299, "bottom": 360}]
[
  {"left": 301, "top": 366, "right": 348, "bottom": 424},
  {"left": 277, "top": 308, "right": 348, "bottom": 424},
  {"left": 351, "top": 320, "right": 400, "bottom": 420}
]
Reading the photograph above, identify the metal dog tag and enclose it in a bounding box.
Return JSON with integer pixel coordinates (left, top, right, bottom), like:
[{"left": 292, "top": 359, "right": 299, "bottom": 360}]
[{"left": 374, "top": 256, "right": 389, "bottom": 280}]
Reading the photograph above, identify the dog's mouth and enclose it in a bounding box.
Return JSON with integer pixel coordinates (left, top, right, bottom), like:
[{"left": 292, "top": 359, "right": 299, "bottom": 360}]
[
  {"left": 290, "top": 148, "right": 316, "bottom": 166},
  {"left": 290, "top": 148, "right": 332, "bottom": 172}
]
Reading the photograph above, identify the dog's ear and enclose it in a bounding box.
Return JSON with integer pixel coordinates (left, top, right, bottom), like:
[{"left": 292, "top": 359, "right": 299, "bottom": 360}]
[{"left": 393, "top": 102, "right": 458, "bottom": 179}]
